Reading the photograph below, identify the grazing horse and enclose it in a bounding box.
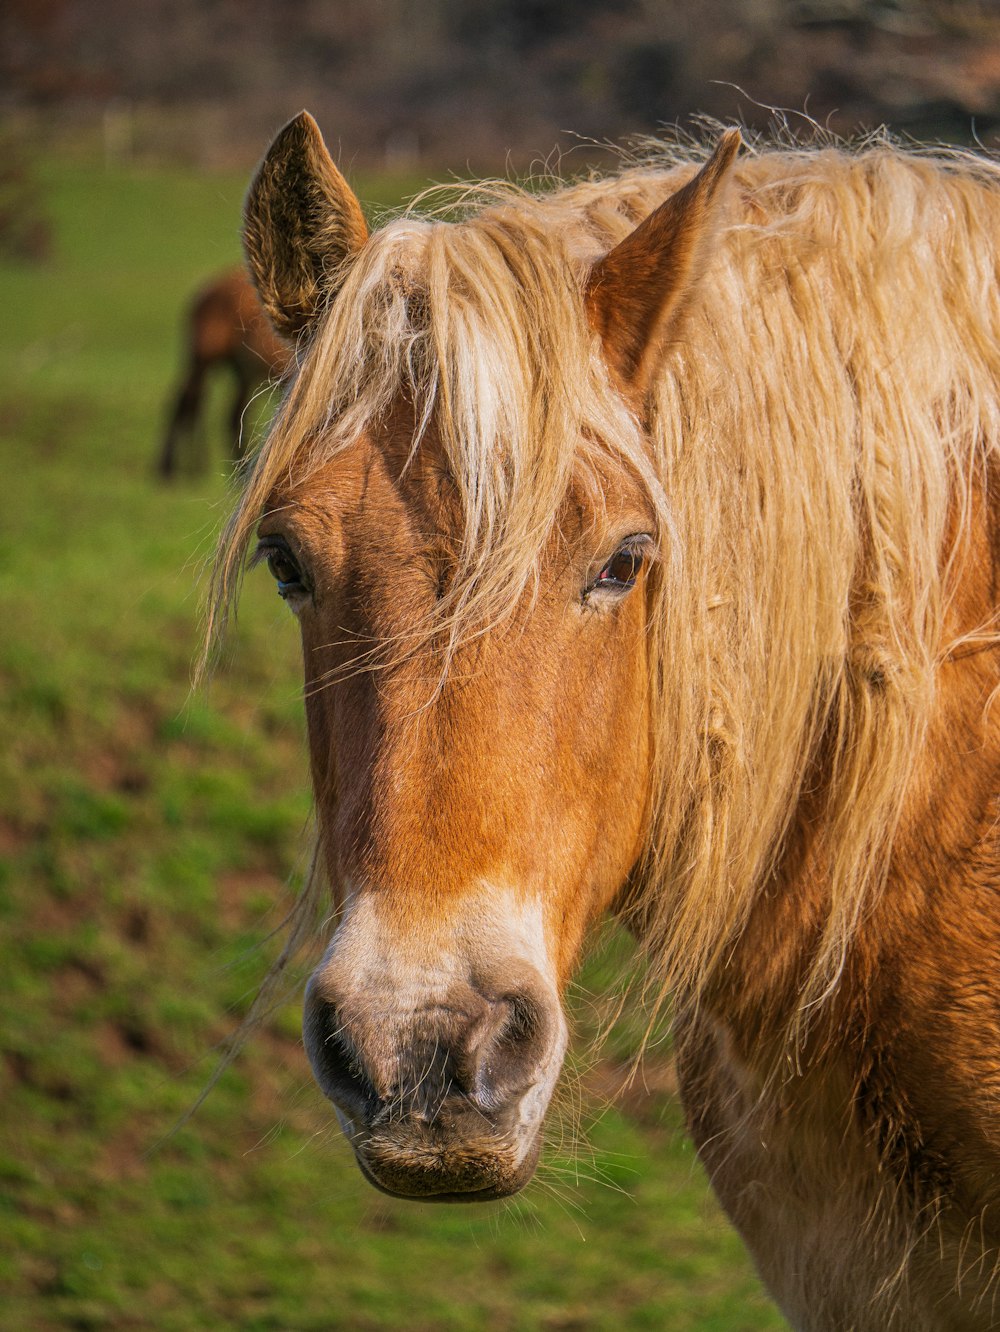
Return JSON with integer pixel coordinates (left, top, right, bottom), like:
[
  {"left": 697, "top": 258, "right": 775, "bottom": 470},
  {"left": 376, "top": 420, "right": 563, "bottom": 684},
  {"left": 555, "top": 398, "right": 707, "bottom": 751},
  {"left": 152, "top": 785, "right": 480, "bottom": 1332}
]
[
  {"left": 158, "top": 268, "right": 289, "bottom": 477},
  {"left": 210, "top": 111, "right": 1000, "bottom": 1329}
]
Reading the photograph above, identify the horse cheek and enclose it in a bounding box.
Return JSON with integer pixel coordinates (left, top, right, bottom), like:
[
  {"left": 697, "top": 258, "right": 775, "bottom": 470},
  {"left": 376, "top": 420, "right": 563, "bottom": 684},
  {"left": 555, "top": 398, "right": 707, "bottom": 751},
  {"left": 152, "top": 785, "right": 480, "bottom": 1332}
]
[{"left": 560, "top": 597, "right": 652, "bottom": 953}]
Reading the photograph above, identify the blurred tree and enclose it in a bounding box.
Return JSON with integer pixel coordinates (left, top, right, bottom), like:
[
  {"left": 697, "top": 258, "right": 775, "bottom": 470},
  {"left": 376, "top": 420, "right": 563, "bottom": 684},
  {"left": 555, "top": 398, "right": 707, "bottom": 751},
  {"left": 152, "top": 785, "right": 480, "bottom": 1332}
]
[{"left": 613, "top": 40, "right": 682, "bottom": 126}]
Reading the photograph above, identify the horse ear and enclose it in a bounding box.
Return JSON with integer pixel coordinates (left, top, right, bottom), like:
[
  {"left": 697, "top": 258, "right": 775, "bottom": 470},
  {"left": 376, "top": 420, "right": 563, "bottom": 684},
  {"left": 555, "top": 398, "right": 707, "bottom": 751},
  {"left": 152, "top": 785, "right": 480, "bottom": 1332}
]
[
  {"left": 585, "top": 129, "right": 741, "bottom": 397},
  {"left": 243, "top": 111, "right": 369, "bottom": 340}
]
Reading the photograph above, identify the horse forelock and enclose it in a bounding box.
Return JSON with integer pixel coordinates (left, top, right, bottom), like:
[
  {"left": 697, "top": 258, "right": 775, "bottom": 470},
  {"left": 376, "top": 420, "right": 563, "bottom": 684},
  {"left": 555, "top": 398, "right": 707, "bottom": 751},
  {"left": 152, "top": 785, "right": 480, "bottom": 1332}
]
[
  {"left": 211, "top": 186, "right": 659, "bottom": 662},
  {"left": 208, "top": 134, "right": 1000, "bottom": 1034}
]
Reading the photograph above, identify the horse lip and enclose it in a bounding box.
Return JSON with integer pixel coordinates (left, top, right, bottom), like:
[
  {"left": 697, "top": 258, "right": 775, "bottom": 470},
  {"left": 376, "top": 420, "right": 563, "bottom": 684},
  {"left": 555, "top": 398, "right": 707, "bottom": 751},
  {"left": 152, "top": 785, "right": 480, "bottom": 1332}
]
[
  {"left": 329, "top": 1086, "right": 546, "bottom": 1201},
  {"left": 350, "top": 1129, "right": 543, "bottom": 1203},
  {"left": 354, "top": 1154, "right": 530, "bottom": 1204}
]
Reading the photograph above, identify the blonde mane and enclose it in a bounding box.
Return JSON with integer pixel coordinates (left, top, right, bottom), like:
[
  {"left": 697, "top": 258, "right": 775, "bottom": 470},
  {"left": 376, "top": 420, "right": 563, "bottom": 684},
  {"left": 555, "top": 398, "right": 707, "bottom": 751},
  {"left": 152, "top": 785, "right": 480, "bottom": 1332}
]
[{"left": 210, "top": 133, "right": 1000, "bottom": 1029}]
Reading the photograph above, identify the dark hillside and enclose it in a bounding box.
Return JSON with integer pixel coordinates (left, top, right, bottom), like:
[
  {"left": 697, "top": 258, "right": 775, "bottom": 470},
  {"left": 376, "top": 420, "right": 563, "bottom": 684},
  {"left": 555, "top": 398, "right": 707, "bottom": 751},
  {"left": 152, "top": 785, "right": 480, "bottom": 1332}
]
[{"left": 3, "top": 1, "right": 999, "bottom": 170}]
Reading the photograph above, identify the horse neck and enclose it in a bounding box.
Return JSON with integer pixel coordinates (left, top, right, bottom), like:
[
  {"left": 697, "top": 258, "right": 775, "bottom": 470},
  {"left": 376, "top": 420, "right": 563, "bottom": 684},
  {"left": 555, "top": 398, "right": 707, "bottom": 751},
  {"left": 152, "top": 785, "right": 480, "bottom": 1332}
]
[{"left": 707, "top": 469, "right": 1000, "bottom": 1058}]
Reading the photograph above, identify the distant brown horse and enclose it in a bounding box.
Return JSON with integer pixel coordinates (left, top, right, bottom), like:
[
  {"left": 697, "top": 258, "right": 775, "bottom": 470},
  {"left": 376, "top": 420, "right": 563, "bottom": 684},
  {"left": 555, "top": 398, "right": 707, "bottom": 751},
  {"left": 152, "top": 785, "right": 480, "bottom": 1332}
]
[
  {"left": 158, "top": 268, "right": 289, "bottom": 478},
  {"left": 210, "top": 112, "right": 1000, "bottom": 1329}
]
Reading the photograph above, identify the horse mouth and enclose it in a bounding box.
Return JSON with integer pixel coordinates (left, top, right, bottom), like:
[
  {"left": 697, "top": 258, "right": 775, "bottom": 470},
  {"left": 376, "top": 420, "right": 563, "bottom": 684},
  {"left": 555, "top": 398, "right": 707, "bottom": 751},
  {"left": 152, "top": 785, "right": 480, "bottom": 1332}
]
[
  {"left": 303, "top": 941, "right": 569, "bottom": 1203},
  {"left": 344, "top": 1121, "right": 544, "bottom": 1203}
]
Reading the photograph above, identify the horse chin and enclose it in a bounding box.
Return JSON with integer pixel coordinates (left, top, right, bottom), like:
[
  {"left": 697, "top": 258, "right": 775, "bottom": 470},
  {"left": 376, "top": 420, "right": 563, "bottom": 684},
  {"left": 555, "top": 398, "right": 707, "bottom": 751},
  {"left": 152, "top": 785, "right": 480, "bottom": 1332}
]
[{"left": 337, "top": 1114, "right": 544, "bottom": 1202}]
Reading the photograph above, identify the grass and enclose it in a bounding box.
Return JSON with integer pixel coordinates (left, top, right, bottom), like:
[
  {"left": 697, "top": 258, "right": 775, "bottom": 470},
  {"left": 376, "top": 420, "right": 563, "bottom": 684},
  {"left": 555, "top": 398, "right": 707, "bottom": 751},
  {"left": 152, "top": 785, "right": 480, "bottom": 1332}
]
[{"left": 0, "top": 146, "right": 786, "bottom": 1330}]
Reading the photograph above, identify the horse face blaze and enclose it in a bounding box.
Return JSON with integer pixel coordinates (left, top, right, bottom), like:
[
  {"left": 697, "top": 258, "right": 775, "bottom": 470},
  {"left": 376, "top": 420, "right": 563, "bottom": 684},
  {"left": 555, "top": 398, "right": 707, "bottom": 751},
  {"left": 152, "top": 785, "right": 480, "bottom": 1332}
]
[{"left": 260, "top": 430, "right": 653, "bottom": 1199}]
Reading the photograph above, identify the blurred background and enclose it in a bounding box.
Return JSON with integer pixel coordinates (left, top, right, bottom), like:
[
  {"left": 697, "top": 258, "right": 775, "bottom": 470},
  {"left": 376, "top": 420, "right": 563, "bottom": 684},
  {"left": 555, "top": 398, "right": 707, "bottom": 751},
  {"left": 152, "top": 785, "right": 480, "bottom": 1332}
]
[
  {"left": 2, "top": 3, "right": 998, "bottom": 1330},
  {"left": 5, "top": 0, "right": 1000, "bottom": 173}
]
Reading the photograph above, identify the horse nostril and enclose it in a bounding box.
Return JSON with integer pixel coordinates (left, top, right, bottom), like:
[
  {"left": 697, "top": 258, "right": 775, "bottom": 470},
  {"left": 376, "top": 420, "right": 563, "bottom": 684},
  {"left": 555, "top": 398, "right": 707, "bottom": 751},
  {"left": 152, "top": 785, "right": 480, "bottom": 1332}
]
[
  {"left": 477, "top": 988, "right": 553, "bottom": 1102},
  {"left": 302, "top": 989, "right": 379, "bottom": 1123},
  {"left": 302, "top": 967, "right": 564, "bottom": 1131},
  {"left": 500, "top": 994, "right": 541, "bottom": 1052}
]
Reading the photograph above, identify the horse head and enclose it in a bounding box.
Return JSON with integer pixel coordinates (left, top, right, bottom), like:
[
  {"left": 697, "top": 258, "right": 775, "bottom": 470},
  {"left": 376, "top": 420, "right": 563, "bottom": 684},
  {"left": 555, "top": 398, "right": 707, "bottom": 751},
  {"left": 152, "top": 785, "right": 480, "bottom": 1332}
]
[{"left": 236, "top": 112, "right": 739, "bottom": 1201}]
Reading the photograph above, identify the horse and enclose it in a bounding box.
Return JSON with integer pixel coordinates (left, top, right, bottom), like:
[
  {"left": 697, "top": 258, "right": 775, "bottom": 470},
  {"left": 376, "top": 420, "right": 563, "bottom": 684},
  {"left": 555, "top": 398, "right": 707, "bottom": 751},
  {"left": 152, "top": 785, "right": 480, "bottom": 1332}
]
[
  {"left": 208, "top": 111, "right": 1000, "bottom": 1329},
  {"left": 157, "top": 268, "right": 290, "bottom": 478}
]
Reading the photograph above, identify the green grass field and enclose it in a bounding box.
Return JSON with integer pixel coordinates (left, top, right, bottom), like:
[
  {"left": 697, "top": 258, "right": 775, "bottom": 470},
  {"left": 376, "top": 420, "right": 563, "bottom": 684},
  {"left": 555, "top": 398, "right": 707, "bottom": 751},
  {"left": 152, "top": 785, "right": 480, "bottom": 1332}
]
[{"left": 0, "top": 149, "right": 786, "bottom": 1331}]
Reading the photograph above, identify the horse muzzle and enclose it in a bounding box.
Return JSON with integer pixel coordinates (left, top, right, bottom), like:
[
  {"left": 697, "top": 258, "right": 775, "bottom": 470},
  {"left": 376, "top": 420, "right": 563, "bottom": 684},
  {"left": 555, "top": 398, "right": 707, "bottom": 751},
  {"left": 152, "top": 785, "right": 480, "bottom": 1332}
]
[{"left": 302, "top": 959, "right": 567, "bottom": 1201}]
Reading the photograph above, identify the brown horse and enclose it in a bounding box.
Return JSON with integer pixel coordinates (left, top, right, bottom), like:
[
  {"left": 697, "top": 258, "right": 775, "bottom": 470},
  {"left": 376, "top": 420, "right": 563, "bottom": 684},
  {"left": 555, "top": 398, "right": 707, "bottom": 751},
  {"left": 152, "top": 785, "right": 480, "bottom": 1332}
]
[
  {"left": 158, "top": 268, "right": 289, "bottom": 478},
  {"left": 210, "top": 112, "right": 1000, "bottom": 1329}
]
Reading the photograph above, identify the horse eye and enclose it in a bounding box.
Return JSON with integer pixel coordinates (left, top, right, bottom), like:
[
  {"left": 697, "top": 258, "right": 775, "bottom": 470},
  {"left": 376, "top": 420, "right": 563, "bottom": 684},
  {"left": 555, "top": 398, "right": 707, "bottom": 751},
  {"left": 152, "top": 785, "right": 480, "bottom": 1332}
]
[
  {"left": 266, "top": 548, "right": 300, "bottom": 585},
  {"left": 257, "top": 540, "right": 307, "bottom": 600},
  {"left": 594, "top": 545, "right": 644, "bottom": 591}
]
